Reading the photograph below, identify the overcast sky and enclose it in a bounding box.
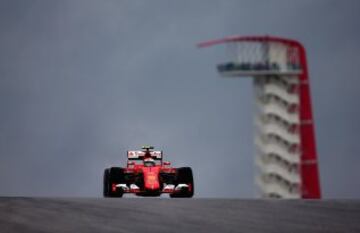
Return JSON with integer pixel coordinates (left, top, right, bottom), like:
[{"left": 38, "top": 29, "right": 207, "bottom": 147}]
[{"left": 0, "top": 0, "right": 359, "bottom": 198}]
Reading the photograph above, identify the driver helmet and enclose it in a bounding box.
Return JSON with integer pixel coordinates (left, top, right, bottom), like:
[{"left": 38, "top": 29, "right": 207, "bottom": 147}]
[{"left": 144, "top": 158, "right": 156, "bottom": 167}]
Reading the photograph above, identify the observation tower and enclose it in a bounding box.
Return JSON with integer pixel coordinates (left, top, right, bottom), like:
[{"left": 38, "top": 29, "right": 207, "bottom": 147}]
[{"left": 198, "top": 36, "right": 321, "bottom": 198}]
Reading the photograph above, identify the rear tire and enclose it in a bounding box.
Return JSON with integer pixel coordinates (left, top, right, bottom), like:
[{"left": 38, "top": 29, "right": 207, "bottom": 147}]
[
  {"left": 103, "top": 167, "right": 125, "bottom": 198},
  {"left": 170, "top": 167, "right": 194, "bottom": 198}
]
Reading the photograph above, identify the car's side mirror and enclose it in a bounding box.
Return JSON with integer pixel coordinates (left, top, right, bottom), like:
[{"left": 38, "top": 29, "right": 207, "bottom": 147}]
[
  {"left": 163, "top": 161, "right": 171, "bottom": 166},
  {"left": 127, "top": 161, "right": 135, "bottom": 167}
]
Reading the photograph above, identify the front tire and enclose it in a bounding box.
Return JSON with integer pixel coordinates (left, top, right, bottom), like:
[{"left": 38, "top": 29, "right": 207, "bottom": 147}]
[
  {"left": 103, "top": 167, "right": 124, "bottom": 198},
  {"left": 170, "top": 167, "right": 194, "bottom": 198},
  {"left": 103, "top": 168, "right": 110, "bottom": 197}
]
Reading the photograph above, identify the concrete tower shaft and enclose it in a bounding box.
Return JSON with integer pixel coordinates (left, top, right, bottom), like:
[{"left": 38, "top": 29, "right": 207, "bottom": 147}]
[{"left": 198, "top": 36, "right": 321, "bottom": 199}]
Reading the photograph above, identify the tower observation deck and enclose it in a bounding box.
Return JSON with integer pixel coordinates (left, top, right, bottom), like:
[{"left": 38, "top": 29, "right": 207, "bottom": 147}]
[{"left": 198, "top": 36, "right": 321, "bottom": 198}]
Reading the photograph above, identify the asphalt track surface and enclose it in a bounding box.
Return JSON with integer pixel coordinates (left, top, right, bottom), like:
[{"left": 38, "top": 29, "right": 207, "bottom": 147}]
[{"left": 0, "top": 198, "right": 360, "bottom": 233}]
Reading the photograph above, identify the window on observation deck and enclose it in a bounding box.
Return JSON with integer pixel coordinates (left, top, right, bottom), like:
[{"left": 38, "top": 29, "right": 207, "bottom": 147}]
[{"left": 217, "top": 62, "right": 281, "bottom": 72}]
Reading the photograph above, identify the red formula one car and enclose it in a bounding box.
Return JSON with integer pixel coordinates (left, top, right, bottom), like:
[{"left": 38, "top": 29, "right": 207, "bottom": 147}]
[{"left": 103, "top": 146, "right": 194, "bottom": 198}]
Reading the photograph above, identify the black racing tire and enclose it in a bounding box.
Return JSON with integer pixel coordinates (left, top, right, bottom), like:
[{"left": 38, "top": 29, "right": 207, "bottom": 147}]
[
  {"left": 104, "top": 167, "right": 125, "bottom": 198},
  {"left": 103, "top": 168, "right": 110, "bottom": 197},
  {"left": 170, "top": 167, "right": 194, "bottom": 198}
]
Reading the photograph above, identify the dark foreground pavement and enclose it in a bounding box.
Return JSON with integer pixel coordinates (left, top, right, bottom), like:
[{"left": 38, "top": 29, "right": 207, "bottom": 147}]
[{"left": 0, "top": 198, "right": 359, "bottom": 233}]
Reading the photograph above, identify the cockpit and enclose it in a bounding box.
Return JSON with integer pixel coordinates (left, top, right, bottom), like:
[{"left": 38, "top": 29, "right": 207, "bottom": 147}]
[{"left": 144, "top": 160, "right": 156, "bottom": 167}]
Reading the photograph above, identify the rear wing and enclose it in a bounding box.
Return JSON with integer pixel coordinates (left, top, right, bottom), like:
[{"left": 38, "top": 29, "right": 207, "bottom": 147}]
[{"left": 127, "top": 150, "right": 163, "bottom": 160}]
